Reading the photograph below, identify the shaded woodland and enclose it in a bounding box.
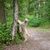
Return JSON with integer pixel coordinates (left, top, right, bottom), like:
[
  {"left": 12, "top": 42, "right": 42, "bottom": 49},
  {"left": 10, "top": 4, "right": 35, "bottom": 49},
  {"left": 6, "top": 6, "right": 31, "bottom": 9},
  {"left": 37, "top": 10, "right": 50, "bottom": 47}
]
[{"left": 0, "top": 0, "right": 50, "bottom": 47}]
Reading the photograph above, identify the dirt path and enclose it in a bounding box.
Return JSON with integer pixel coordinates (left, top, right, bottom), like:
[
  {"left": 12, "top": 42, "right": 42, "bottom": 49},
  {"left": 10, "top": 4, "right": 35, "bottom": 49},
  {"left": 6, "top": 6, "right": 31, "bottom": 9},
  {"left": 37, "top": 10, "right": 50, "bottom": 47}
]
[{"left": 4, "top": 28, "right": 50, "bottom": 50}]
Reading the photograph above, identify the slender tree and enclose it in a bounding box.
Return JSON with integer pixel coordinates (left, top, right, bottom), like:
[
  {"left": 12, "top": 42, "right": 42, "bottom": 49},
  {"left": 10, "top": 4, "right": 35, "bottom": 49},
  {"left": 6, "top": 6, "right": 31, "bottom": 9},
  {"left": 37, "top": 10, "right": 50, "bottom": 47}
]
[{"left": 12, "top": 0, "right": 19, "bottom": 40}]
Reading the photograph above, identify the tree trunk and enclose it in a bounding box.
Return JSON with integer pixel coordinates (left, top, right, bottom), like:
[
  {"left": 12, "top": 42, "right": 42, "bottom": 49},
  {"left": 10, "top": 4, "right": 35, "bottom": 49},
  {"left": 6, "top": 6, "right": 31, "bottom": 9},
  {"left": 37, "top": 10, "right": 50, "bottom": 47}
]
[
  {"left": 0, "top": 0, "right": 6, "bottom": 23},
  {"left": 12, "top": 0, "right": 18, "bottom": 40}
]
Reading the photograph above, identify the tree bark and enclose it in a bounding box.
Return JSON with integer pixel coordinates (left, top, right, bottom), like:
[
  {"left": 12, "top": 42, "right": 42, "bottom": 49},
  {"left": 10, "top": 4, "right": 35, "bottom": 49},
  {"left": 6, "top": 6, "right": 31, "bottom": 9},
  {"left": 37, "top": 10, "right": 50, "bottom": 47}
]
[
  {"left": 0, "top": 0, "right": 6, "bottom": 23},
  {"left": 12, "top": 0, "right": 18, "bottom": 40}
]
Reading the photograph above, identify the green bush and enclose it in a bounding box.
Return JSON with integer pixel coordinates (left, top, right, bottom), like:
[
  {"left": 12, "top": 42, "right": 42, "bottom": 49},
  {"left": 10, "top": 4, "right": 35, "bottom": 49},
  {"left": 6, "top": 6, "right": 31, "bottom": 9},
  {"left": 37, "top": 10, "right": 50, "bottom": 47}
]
[
  {"left": 28, "top": 15, "right": 41, "bottom": 27},
  {"left": 29, "top": 18, "right": 41, "bottom": 27},
  {"left": 0, "top": 23, "right": 12, "bottom": 44}
]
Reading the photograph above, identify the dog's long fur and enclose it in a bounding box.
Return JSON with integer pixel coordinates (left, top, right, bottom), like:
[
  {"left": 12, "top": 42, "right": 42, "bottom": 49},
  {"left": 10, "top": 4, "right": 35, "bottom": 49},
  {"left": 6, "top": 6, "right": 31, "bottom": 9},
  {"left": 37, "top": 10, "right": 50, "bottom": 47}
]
[{"left": 17, "top": 18, "right": 30, "bottom": 41}]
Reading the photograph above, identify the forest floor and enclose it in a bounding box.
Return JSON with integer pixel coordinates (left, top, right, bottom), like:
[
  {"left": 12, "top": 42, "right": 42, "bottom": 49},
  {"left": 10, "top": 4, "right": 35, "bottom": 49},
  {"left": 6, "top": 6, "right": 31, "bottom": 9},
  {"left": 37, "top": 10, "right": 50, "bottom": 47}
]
[{"left": 4, "top": 28, "right": 50, "bottom": 50}]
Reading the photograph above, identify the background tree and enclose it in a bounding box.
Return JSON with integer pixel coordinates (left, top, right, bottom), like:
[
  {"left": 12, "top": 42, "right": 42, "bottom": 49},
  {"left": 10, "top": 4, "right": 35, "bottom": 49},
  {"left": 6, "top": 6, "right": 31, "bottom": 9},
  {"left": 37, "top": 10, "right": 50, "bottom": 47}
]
[{"left": 0, "top": 0, "right": 6, "bottom": 23}]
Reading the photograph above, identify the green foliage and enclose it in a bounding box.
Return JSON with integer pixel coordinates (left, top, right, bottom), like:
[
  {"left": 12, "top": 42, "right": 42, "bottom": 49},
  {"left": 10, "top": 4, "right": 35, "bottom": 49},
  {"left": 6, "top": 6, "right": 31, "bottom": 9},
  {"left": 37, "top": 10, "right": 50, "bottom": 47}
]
[
  {"left": 0, "top": 0, "right": 50, "bottom": 45},
  {"left": 40, "top": 18, "right": 50, "bottom": 28},
  {"left": 27, "top": 15, "right": 50, "bottom": 28},
  {"left": 18, "top": 0, "right": 50, "bottom": 28},
  {"left": 29, "top": 19, "right": 41, "bottom": 27},
  {"left": 18, "top": 0, "right": 28, "bottom": 17},
  {"left": 0, "top": 0, "right": 13, "bottom": 44},
  {"left": 0, "top": 23, "right": 12, "bottom": 44},
  {"left": 28, "top": 15, "right": 41, "bottom": 27}
]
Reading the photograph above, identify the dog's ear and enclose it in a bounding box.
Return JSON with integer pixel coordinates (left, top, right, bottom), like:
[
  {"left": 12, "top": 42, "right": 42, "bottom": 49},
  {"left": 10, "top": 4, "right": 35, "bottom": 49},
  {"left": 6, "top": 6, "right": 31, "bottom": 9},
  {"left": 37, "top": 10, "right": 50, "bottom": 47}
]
[
  {"left": 17, "top": 20, "right": 22, "bottom": 24},
  {"left": 23, "top": 18, "right": 29, "bottom": 26},
  {"left": 25, "top": 18, "right": 28, "bottom": 21}
]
